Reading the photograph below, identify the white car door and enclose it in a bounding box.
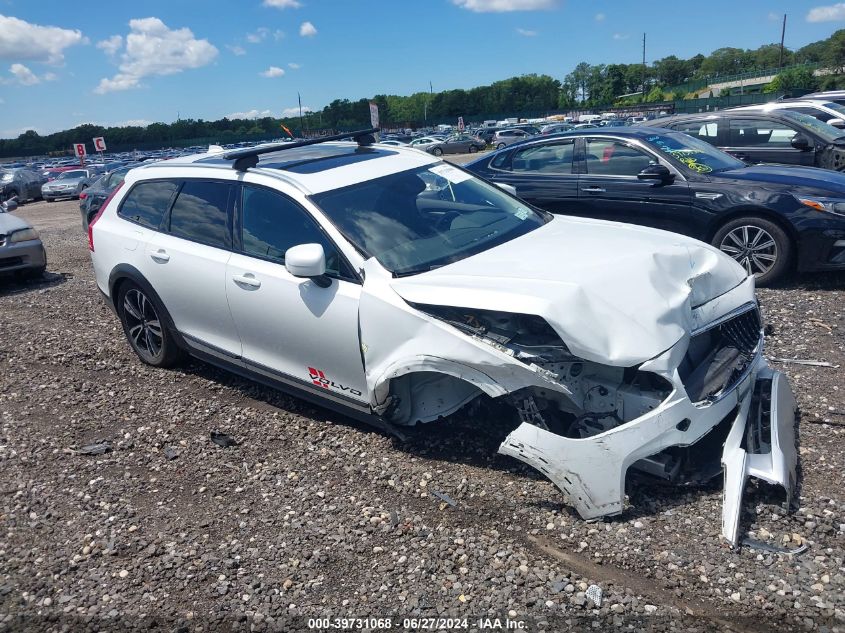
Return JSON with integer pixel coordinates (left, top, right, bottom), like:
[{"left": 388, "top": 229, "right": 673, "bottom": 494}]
[
  {"left": 141, "top": 179, "right": 242, "bottom": 358},
  {"left": 224, "top": 183, "right": 368, "bottom": 406}
]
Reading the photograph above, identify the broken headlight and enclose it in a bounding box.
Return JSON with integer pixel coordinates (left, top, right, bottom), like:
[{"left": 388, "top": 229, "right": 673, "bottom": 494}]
[{"left": 410, "top": 303, "right": 574, "bottom": 363}]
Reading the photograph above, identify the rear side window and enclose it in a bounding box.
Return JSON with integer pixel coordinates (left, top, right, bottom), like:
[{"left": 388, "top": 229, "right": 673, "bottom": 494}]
[
  {"left": 511, "top": 142, "right": 574, "bottom": 174},
  {"left": 169, "top": 180, "right": 232, "bottom": 249},
  {"left": 118, "top": 180, "right": 178, "bottom": 230},
  {"left": 671, "top": 120, "right": 720, "bottom": 142}
]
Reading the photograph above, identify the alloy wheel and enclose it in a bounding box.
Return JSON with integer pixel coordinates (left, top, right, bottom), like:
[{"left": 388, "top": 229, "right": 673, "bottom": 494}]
[
  {"left": 718, "top": 225, "right": 778, "bottom": 277},
  {"left": 123, "top": 288, "right": 163, "bottom": 359}
]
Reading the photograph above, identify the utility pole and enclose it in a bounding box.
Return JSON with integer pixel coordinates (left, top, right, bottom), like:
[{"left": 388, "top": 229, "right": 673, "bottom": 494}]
[
  {"left": 642, "top": 33, "right": 647, "bottom": 98},
  {"left": 298, "top": 92, "right": 304, "bottom": 137},
  {"left": 778, "top": 14, "right": 787, "bottom": 68}
]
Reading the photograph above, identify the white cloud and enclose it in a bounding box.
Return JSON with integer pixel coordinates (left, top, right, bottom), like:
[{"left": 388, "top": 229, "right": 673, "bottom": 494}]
[
  {"left": 299, "top": 21, "right": 317, "bottom": 37},
  {"left": 281, "top": 106, "right": 311, "bottom": 117},
  {"left": 263, "top": 0, "right": 302, "bottom": 8},
  {"left": 613, "top": 33, "right": 629, "bottom": 40},
  {"left": 595, "top": 12, "right": 605, "bottom": 21},
  {"left": 226, "top": 109, "right": 273, "bottom": 120},
  {"left": 452, "top": 0, "right": 557, "bottom": 12},
  {"left": 768, "top": 12, "right": 781, "bottom": 21},
  {"left": 273, "top": 29, "right": 285, "bottom": 41},
  {"left": 0, "top": 97, "right": 4, "bottom": 104},
  {"left": 516, "top": 28, "right": 537, "bottom": 36},
  {"left": 94, "top": 18, "right": 218, "bottom": 94},
  {"left": 9, "top": 63, "right": 40, "bottom": 85},
  {"left": 260, "top": 65, "right": 285, "bottom": 78},
  {"left": 288, "top": 62, "right": 301, "bottom": 69},
  {"left": 227, "top": 44, "right": 246, "bottom": 56},
  {"left": 96, "top": 35, "right": 123, "bottom": 56},
  {"left": 807, "top": 3, "right": 845, "bottom": 21},
  {"left": 246, "top": 27, "right": 268, "bottom": 43},
  {"left": 0, "top": 14, "right": 85, "bottom": 64}
]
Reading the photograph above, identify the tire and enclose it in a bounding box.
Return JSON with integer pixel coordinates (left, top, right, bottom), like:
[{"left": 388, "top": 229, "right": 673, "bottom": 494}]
[
  {"left": 711, "top": 216, "right": 792, "bottom": 286},
  {"left": 117, "top": 282, "right": 184, "bottom": 367},
  {"left": 469, "top": 145, "right": 478, "bottom": 153},
  {"left": 432, "top": 147, "right": 443, "bottom": 156},
  {"left": 46, "top": 198, "right": 54, "bottom": 203},
  {"left": 1, "top": 188, "right": 19, "bottom": 204},
  {"left": 496, "top": 143, "right": 506, "bottom": 150}
]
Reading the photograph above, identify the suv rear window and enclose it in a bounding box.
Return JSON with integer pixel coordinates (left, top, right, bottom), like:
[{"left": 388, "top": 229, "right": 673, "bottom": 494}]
[
  {"left": 118, "top": 181, "right": 179, "bottom": 229},
  {"left": 168, "top": 180, "right": 232, "bottom": 249}
]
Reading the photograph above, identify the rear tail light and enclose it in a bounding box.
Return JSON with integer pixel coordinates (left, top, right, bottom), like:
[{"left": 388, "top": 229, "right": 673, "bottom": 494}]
[
  {"left": 79, "top": 192, "right": 87, "bottom": 200},
  {"left": 88, "top": 181, "right": 124, "bottom": 252}
]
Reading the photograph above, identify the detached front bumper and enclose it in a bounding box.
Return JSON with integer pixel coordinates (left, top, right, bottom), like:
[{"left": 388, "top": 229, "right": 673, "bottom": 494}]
[{"left": 499, "top": 347, "right": 798, "bottom": 547}]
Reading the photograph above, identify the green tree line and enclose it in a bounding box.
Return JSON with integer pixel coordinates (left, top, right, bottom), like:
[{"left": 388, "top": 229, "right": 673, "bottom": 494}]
[{"left": 3, "top": 29, "right": 845, "bottom": 158}]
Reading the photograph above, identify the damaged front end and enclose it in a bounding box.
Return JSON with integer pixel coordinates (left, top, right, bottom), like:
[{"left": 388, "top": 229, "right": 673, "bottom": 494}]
[{"left": 359, "top": 257, "right": 798, "bottom": 547}]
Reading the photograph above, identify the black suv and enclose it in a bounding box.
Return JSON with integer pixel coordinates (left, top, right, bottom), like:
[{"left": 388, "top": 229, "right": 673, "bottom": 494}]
[
  {"left": 466, "top": 127, "right": 845, "bottom": 285},
  {"left": 644, "top": 110, "right": 845, "bottom": 171}
]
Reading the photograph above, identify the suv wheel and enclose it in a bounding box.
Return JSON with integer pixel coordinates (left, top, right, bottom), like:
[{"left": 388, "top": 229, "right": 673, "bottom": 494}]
[
  {"left": 117, "top": 282, "right": 184, "bottom": 367},
  {"left": 712, "top": 216, "right": 792, "bottom": 286}
]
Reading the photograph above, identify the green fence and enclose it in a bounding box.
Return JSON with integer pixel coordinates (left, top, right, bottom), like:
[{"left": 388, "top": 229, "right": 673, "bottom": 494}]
[{"left": 664, "top": 62, "right": 820, "bottom": 96}]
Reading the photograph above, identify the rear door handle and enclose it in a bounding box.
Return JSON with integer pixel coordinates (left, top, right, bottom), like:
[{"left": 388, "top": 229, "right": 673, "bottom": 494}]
[
  {"left": 232, "top": 273, "right": 261, "bottom": 289},
  {"left": 150, "top": 250, "right": 170, "bottom": 263},
  {"left": 581, "top": 186, "right": 606, "bottom": 193}
]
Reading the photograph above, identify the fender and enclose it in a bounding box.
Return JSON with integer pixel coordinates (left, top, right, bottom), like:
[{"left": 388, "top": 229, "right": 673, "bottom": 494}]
[{"left": 107, "top": 263, "right": 188, "bottom": 350}]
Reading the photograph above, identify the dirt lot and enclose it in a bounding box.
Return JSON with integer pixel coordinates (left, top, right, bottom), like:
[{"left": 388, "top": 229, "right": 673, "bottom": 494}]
[{"left": 0, "top": 197, "right": 843, "bottom": 632}]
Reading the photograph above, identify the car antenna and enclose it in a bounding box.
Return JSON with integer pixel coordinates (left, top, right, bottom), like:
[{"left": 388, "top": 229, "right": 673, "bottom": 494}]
[{"left": 224, "top": 128, "right": 380, "bottom": 172}]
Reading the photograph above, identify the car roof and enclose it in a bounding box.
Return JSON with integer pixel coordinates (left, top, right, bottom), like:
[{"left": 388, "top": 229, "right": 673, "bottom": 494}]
[
  {"left": 731, "top": 100, "right": 837, "bottom": 111},
  {"left": 137, "top": 141, "right": 439, "bottom": 195}
]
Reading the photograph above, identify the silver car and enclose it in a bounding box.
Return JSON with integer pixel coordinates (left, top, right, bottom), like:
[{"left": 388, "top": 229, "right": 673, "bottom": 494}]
[
  {"left": 41, "top": 168, "right": 95, "bottom": 202},
  {"left": 0, "top": 198, "right": 46, "bottom": 278},
  {"left": 491, "top": 128, "right": 532, "bottom": 149}
]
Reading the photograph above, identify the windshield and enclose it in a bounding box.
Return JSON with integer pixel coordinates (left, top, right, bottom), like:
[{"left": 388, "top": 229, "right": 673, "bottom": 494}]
[
  {"left": 0, "top": 171, "right": 12, "bottom": 182},
  {"left": 58, "top": 170, "right": 87, "bottom": 180},
  {"left": 779, "top": 110, "right": 844, "bottom": 143},
  {"left": 311, "top": 164, "right": 549, "bottom": 276},
  {"left": 644, "top": 131, "right": 745, "bottom": 173}
]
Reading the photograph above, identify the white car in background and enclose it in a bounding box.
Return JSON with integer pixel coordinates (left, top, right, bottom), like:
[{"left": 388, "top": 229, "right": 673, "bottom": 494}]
[{"left": 88, "top": 130, "right": 798, "bottom": 547}]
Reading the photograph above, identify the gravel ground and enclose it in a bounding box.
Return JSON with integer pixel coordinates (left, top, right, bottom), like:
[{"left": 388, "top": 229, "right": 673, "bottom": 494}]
[{"left": 0, "top": 198, "right": 843, "bottom": 633}]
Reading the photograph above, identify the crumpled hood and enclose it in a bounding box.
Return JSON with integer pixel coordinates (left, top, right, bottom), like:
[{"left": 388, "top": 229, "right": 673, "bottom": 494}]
[{"left": 390, "top": 216, "right": 747, "bottom": 366}]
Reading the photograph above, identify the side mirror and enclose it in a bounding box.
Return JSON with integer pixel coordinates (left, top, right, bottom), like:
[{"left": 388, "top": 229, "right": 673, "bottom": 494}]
[
  {"left": 1, "top": 197, "right": 18, "bottom": 212},
  {"left": 827, "top": 118, "right": 845, "bottom": 129},
  {"left": 637, "top": 164, "right": 674, "bottom": 183},
  {"left": 495, "top": 182, "right": 518, "bottom": 196},
  {"left": 791, "top": 135, "right": 812, "bottom": 151},
  {"left": 285, "top": 243, "right": 331, "bottom": 287}
]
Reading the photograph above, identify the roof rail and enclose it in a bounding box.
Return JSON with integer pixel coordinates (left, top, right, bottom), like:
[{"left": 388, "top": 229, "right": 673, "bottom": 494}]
[{"left": 224, "top": 128, "right": 380, "bottom": 171}]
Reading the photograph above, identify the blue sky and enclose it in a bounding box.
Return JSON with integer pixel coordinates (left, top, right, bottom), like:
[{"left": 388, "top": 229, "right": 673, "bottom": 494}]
[{"left": 0, "top": 0, "right": 843, "bottom": 138}]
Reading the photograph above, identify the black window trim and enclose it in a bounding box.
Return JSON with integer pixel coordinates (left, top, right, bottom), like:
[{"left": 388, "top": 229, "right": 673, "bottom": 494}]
[
  {"left": 116, "top": 178, "right": 181, "bottom": 232},
  {"left": 235, "top": 182, "right": 361, "bottom": 285}
]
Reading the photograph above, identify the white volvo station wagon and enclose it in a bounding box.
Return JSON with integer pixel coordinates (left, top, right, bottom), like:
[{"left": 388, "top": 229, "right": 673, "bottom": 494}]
[{"left": 88, "top": 130, "right": 798, "bottom": 546}]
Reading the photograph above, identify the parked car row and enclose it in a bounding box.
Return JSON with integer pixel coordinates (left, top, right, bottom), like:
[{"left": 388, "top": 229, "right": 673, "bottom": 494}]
[{"left": 466, "top": 127, "right": 845, "bottom": 285}]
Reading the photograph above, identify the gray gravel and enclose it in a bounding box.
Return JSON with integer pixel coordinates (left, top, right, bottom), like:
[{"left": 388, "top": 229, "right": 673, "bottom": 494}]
[{"left": 0, "top": 199, "right": 843, "bottom": 632}]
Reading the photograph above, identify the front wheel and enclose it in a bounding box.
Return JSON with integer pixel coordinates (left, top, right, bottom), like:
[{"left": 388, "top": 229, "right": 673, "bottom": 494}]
[
  {"left": 117, "top": 282, "right": 184, "bottom": 367},
  {"left": 469, "top": 145, "right": 478, "bottom": 153},
  {"left": 432, "top": 147, "right": 443, "bottom": 156},
  {"left": 712, "top": 216, "right": 792, "bottom": 286}
]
